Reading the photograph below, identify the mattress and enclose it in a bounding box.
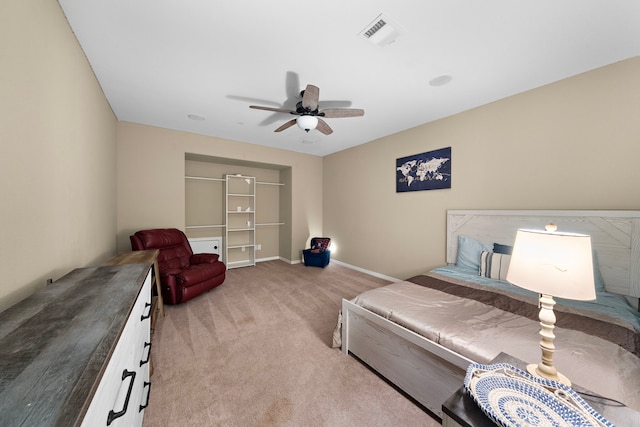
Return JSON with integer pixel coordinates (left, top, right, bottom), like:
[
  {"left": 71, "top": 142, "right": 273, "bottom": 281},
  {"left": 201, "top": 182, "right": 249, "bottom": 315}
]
[{"left": 336, "top": 269, "right": 640, "bottom": 412}]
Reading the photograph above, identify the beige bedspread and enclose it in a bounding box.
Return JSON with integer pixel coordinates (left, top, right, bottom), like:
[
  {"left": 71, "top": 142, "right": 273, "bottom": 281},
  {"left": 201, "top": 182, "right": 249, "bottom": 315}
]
[{"left": 335, "top": 273, "right": 640, "bottom": 412}]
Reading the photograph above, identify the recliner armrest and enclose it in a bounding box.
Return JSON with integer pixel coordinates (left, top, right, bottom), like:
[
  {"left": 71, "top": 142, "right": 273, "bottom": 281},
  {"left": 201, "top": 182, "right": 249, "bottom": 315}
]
[
  {"left": 161, "top": 268, "right": 183, "bottom": 277},
  {"left": 190, "top": 253, "right": 220, "bottom": 264}
]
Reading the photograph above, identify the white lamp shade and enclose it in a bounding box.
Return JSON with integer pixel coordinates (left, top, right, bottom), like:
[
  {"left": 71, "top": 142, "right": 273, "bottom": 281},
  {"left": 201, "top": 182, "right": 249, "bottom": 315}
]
[
  {"left": 296, "top": 115, "right": 318, "bottom": 131},
  {"left": 506, "top": 228, "right": 596, "bottom": 301}
]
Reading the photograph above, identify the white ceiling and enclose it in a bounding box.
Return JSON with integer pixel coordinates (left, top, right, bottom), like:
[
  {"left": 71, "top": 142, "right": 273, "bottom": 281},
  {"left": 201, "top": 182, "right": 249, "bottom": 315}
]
[{"left": 58, "top": 0, "right": 640, "bottom": 157}]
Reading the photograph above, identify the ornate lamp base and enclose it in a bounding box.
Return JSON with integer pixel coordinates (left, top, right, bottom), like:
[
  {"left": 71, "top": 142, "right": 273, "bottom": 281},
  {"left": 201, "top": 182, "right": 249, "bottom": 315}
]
[{"left": 527, "top": 363, "right": 571, "bottom": 386}]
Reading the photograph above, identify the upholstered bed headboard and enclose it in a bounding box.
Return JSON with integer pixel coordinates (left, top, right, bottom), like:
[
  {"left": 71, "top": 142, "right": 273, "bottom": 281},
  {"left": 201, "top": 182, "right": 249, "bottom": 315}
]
[{"left": 446, "top": 210, "right": 640, "bottom": 299}]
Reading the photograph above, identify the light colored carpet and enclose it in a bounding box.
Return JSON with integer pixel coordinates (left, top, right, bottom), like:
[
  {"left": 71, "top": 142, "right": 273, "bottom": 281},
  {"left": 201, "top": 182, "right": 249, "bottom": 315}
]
[{"left": 143, "top": 260, "right": 441, "bottom": 426}]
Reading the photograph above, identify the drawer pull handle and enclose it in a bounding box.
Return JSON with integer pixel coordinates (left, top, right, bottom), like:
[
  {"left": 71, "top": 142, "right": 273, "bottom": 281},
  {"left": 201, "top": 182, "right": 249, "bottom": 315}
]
[
  {"left": 140, "top": 341, "right": 152, "bottom": 366},
  {"left": 140, "top": 302, "right": 152, "bottom": 321},
  {"left": 139, "top": 381, "right": 152, "bottom": 412},
  {"left": 106, "top": 369, "right": 136, "bottom": 426}
]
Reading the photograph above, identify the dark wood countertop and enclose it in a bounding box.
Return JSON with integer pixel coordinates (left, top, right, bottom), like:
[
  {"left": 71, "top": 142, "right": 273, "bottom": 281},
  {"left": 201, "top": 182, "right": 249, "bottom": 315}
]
[{"left": 0, "top": 263, "right": 151, "bottom": 427}]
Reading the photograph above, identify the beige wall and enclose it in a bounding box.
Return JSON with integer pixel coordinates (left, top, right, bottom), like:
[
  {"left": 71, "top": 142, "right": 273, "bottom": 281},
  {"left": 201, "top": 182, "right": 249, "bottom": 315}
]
[
  {"left": 0, "top": 1, "right": 117, "bottom": 311},
  {"left": 324, "top": 57, "right": 640, "bottom": 280},
  {"left": 116, "top": 122, "right": 323, "bottom": 262}
]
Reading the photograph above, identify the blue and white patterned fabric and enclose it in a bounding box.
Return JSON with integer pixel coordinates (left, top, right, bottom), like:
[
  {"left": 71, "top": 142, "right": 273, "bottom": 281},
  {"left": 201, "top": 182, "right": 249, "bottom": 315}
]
[{"left": 464, "top": 363, "right": 613, "bottom": 427}]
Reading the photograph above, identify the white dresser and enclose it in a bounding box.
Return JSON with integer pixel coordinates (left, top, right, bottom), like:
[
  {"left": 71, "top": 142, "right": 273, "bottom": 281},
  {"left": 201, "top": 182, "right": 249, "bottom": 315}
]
[
  {"left": 82, "top": 270, "right": 152, "bottom": 426},
  {"left": 0, "top": 263, "right": 152, "bottom": 426}
]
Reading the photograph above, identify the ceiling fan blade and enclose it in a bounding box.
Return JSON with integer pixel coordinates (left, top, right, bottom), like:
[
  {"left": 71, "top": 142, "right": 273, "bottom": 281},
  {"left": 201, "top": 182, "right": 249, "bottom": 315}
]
[
  {"left": 301, "top": 85, "right": 319, "bottom": 111},
  {"left": 274, "top": 119, "right": 297, "bottom": 132},
  {"left": 285, "top": 71, "right": 301, "bottom": 100},
  {"left": 320, "top": 108, "right": 365, "bottom": 118},
  {"left": 318, "top": 100, "right": 352, "bottom": 108},
  {"left": 228, "top": 95, "right": 282, "bottom": 107},
  {"left": 316, "top": 118, "right": 333, "bottom": 135},
  {"left": 250, "top": 105, "right": 295, "bottom": 114}
]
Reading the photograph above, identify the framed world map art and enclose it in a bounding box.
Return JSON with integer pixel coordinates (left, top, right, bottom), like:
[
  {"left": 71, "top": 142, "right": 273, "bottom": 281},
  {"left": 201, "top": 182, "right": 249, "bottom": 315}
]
[{"left": 396, "top": 146, "right": 451, "bottom": 192}]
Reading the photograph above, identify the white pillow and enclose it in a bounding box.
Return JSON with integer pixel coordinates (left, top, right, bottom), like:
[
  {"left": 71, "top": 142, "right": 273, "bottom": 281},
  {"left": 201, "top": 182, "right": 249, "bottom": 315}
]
[{"left": 479, "top": 251, "right": 511, "bottom": 281}]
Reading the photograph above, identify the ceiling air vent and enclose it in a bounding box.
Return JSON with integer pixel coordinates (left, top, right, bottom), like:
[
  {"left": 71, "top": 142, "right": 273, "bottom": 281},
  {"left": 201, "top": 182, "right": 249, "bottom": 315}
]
[
  {"left": 359, "top": 14, "right": 400, "bottom": 47},
  {"left": 363, "top": 19, "right": 387, "bottom": 38}
]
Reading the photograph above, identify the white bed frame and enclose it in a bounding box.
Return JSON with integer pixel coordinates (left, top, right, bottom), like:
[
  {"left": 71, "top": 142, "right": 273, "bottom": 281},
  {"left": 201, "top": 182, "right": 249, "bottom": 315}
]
[{"left": 341, "top": 209, "right": 640, "bottom": 418}]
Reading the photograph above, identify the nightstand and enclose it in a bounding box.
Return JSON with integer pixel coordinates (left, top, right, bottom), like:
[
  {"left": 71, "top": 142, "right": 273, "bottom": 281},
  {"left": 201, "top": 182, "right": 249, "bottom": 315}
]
[{"left": 442, "top": 353, "right": 640, "bottom": 427}]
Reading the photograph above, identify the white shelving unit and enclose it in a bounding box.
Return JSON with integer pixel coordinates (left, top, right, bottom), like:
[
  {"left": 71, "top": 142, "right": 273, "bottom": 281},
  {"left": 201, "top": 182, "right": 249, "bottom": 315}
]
[{"left": 225, "top": 174, "right": 256, "bottom": 269}]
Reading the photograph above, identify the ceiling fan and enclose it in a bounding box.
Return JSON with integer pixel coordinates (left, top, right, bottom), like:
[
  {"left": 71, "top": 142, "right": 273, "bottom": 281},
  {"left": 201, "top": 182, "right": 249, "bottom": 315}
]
[{"left": 250, "top": 84, "right": 364, "bottom": 135}]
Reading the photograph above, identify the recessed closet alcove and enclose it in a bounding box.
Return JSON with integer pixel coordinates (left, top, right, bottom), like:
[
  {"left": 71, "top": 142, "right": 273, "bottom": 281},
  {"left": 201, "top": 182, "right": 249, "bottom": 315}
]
[{"left": 184, "top": 153, "right": 292, "bottom": 267}]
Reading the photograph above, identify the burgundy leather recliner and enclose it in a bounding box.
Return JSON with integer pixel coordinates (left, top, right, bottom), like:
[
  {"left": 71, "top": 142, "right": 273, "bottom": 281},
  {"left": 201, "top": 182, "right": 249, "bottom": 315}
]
[{"left": 130, "top": 228, "right": 226, "bottom": 305}]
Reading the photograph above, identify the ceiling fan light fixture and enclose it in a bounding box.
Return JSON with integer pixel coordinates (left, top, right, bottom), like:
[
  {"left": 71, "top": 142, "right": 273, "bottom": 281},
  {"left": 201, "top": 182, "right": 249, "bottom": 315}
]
[{"left": 296, "top": 115, "right": 318, "bottom": 132}]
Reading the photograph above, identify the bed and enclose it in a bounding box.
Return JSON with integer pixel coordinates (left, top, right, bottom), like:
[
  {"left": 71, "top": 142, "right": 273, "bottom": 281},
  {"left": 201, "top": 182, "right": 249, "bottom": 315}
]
[{"left": 334, "top": 210, "right": 640, "bottom": 420}]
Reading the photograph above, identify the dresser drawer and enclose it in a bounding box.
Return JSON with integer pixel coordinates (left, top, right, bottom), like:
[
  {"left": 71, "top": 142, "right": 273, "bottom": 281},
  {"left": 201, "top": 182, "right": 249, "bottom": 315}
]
[{"left": 81, "top": 272, "right": 151, "bottom": 427}]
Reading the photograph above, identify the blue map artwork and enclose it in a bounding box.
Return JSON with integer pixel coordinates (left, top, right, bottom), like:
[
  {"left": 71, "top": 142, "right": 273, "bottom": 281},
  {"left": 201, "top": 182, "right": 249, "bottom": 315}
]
[{"left": 396, "top": 146, "right": 451, "bottom": 192}]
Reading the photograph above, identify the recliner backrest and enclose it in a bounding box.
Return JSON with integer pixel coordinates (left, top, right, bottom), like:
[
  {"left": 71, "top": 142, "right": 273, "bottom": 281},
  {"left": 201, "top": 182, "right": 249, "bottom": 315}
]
[
  {"left": 310, "top": 237, "right": 331, "bottom": 251},
  {"left": 130, "top": 229, "right": 193, "bottom": 271}
]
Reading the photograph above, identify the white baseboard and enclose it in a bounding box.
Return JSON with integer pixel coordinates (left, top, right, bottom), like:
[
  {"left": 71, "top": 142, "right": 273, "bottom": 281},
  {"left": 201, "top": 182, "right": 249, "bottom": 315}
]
[
  {"left": 256, "top": 256, "right": 281, "bottom": 263},
  {"left": 257, "top": 256, "right": 397, "bottom": 281},
  {"left": 330, "top": 259, "right": 401, "bottom": 283},
  {"left": 259, "top": 256, "right": 300, "bottom": 265}
]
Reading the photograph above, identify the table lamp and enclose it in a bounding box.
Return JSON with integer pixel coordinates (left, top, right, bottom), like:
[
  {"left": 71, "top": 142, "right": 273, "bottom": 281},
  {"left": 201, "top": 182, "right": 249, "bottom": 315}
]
[{"left": 506, "top": 224, "right": 595, "bottom": 386}]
